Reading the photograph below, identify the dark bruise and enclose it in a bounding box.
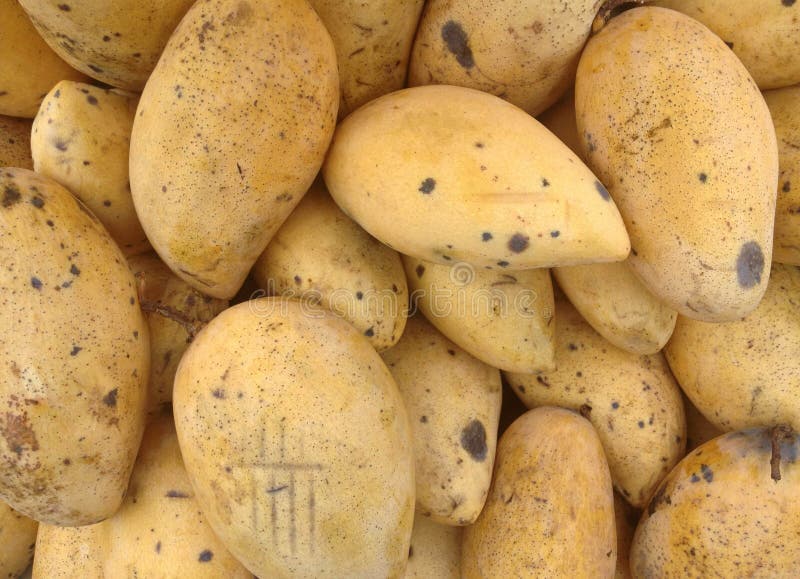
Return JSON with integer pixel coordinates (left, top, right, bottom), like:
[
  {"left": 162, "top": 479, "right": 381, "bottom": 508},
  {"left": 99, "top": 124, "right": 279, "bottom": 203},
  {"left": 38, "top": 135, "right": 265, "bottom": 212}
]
[
  {"left": 782, "top": 0, "right": 795, "bottom": 7},
  {"left": 497, "top": 260, "right": 509, "bottom": 267},
  {"left": 415, "top": 264, "right": 425, "bottom": 278},
  {"left": 31, "top": 277, "right": 42, "bottom": 290},
  {"left": 198, "top": 550, "right": 214, "bottom": 563},
  {"left": 482, "top": 232, "right": 492, "bottom": 242},
  {"left": 550, "top": 230, "right": 560, "bottom": 238},
  {"left": 594, "top": 180, "right": 611, "bottom": 201},
  {"left": 212, "top": 388, "right": 225, "bottom": 399},
  {"left": 364, "top": 327, "right": 375, "bottom": 337},
  {"left": 165, "top": 490, "right": 190, "bottom": 498},
  {"left": 698, "top": 172, "right": 708, "bottom": 183},
  {"left": 700, "top": 464, "right": 713, "bottom": 483},
  {"left": 460, "top": 419, "right": 487, "bottom": 461},
  {"left": 58, "top": 3, "right": 70, "bottom": 10},
  {"left": 418, "top": 178, "right": 436, "bottom": 194},
  {"left": 508, "top": 233, "right": 529, "bottom": 253},
  {"left": 70, "top": 345, "right": 82, "bottom": 356},
  {"left": 31, "top": 196, "right": 45, "bottom": 209},
  {"left": 783, "top": 181, "right": 791, "bottom": 193},
  {"left": 3, "top": 184, "right": 21, "bottom": 207},
  {"left": 1, "top": 412, "right": 39, "bottom": 455},
  {"left": 736, "top": 241, "right": 765, "bottom": 288},
  {"left": 103, "top": 388, "right": 119, "bottom": 407},
  {"left": 356, "top": 291, "right": 363, "bottom": 300},
  {"left": 54, "top": 139, "right": 68, "bottom": 151},
  {"left": 542, "top": 178, "right": 550, "bottom": 187},
  {"left": 155, "top": 541, "right": 162, "bottom": 554},
  {"left": 441, "top": 21, "right": 475, "bottom": 69},
  {"left": 70, "top": 264, "right": 80, "bottom": 276},
  {"left": 87, "top": 95, "right": 98, "bottom": 106}
]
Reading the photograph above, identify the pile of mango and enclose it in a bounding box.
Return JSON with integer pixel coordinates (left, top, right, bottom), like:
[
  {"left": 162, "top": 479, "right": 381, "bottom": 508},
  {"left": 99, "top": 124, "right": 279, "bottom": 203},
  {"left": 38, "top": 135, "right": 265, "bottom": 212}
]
[{"left": 1, "top": 0, "right": 799, "bottom": 577}]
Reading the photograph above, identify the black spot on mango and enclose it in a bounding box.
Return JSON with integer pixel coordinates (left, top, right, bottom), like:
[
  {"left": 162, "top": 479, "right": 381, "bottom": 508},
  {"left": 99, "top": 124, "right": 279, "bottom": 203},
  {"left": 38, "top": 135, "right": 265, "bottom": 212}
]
[
  {"left": 736, "top": 241, "right": 764, "bottom": 288},
  {"left": 441, "top": 21, "right": 475, "bottom": 69},
  {"left": 460, "top": 419, "right": 487, "bottom": 461}
]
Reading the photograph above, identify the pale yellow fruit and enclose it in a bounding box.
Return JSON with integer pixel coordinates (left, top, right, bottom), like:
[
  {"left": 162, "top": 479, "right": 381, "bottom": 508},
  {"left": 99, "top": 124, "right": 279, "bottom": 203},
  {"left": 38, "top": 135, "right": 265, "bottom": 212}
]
[
  {"left": 665, "top": 263, "right": 800, "bottom": 431},
  {"left": 18, "top": 0, "right": 195, "bottom": 91},
  {"left": 409, "top": 0, "right": 602, "bottom": 116},
  {"left": 309, "top": 0, "right": 424, "bottom": 118},
  {"left": 0, "top": 501, "right": 37, "bottom": 579},
  {"left": 653, "top": 0, "right": 800, "bottom": 90},
  {"left": 576, "top": 7, "right": 778, "bottom": 322},
  {"left": 130, "top": 0, "right": 339, "bottom": 299},
  {"left": 32, "top": 81, "right": 149, "bottom": 255},
  {"left": 505, "top": 297, "right": 686, "bottom": 507},
  {"left": 173, "top": 298, "right": 414, "bottom": 578},
  {"left": 404, "top": 512, "right": 461, "bottom": 579},
  {"left": 764, "top": 86, "right": 800, "bottom": 265},
  {"left": 0, "top": 0, "right": 86, "bottom": 118},
  {"left": 32, "top": 411, "right": 252, "bottom": 578},
  {"left": 381, "top": 315, "right": 501, "bottom": 526},
  {"left": 253, "top": 181, "right": 408, "bottom": 351},
  {"left": 0, "top": 168, "right": 149, "bottom": 526},
  {"left": 542, "top": 91, "right": 677, "bottom": 353},
  {"left": 631, "top": 427, "right": 800, "bottom": 577},
  {"left": 128, "top": 252, "right": 227, "bottom": 409},
  {"left": 324, "top": 84, "right": 630, "bottom": 271},
  {"left": 462, "top": 407, "right": 616, "bottom": 578},
  {"left": 0, "top": 116, "right": 33, "bottom": 169},
  {"left": 403, "top": 256, "right": 554, "bottom": 373}
]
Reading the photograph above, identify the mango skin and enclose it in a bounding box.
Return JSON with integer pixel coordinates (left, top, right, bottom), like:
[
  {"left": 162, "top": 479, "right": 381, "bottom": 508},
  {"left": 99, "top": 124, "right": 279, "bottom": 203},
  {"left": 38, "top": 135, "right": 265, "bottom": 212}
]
[
  {"left": 0, "top": 168, "right": 149, "bottom": 526},
  {"left": 130, "top": 0, "right": 339, "bottom": 299},
  {"left": 32, "top": 411, "right": 252, "bottom": 579},
  {"left": 764, "top": 86, "right": 800, "bottom": 265},
  {"left": 653, "top": 0, "right": 800, "bottom": 90},
  {"left": 410, "top": 0, "right": 602, "bottom": 116},
  {"left": 128, "top": 253, "right": 228, "bottom": 410},
  {"left": 0, "top": 116, "right": 33, "bottom": 169},
  {"left": 665, "top": 264, "right": 800, "bottom": 432},
  {"left": 404, "top": 256, "right": 555, "bottom": 373},
  {"left": 404, "top": 512, "right": 462, "bottom": 579},
  {"left": 631, "top": 427, "right": 800, "bottom": 577},
  {"left": 324, "top": 84, "right": 630, "bottom": 271},
  {"left": 462, "top": 407, "right": 616, "bottom": 578},
  {"left": 505, "top": 297, "right": 685, "bottom": 508},
  {"left": 32, "top": 81, "right": 149, "bottom": 255},
  {"left": 381, "top": 315, "right": 501, "bottom": 526},
  {"left": 253, "top": 182, "right": 408, "bottom": 351},
  {"left": 18, "top": 0, "right": 195, "bottom": 91},
  {"left": 576, "top": 6, "right": 778, "bottom": 322},
  {"left": 0, "top": 501, "right": 38, "bottom": 579},
  {"left": 309, "top": 0, "right": 425, "bottom": 118},
  {"left": 0, "top": 0, "right": 86, "bottom": 118},
  {"left": 542, "top": 93, "right": 677, "bottom": 354},
  {"left": 173, "top": 298, "right": 414, "bottom": 578}
]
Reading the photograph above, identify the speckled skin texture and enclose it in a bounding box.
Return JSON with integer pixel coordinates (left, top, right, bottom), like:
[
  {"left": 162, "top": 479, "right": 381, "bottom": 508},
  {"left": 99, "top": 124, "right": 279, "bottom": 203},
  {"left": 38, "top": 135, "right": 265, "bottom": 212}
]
[
  {"left": 0, "top": 0, "right": 86, "bottom": 118},
  {"left": 32, "top": 411, "right": 253, "bottom": 579},
  {"left": 614, "top": 493, "right": 638, "bottom": 579},
  {"left": 309, "top": 0, "right": 424, "bottom": 118},
  {"left": 324, "top": 85, "right": 630, "bottom": 271},
  {"left": 32, "top": 81, "right": 149, "bottom": 255},
  {"left": 173, "top": 298, "right": 415, "bottom": 578},
  {"left": 653, "top": 0, "right": 800, "bottom": 90},
  {"left": 127, "top": 253, "right": 228, "bottom": 410},
  {"left": 665, "top": 263, "right": 800, "bottom": 432},
  {"left": 18, "top": 0, "right": 195, "bottom": 91},
  {"left": 381, "top": 315, "right": 501, "bottom": 526},
  {"left": 405, "top": 511, "right": 462, "bottom": 578},
  {"left": 505, "top": 297, "right": 686, "bottom": 508},
  {"left": 0, "top": 501, "right": 37, "bottom": 579},
  {"left": 462, "top": 407, "right": 616, "bottom": 578},
  {"left": 0, "top": 168, "right": 149, "bottom": 526},
  {"left": 631, "top": 427, "right": 800, "bottom": 577},
  {"left": 542, "top": 93, "right": 677, "bottom": 354},
  {"left": 253, "top": 182, "right": 408, "bottom": 351},
  {"left": 764, "top": 86, "right": 800, "bottom": 265},
  {"left": 576, "top": 7, "right": 778, "bottom": 322},
  {"left": 403, "top": 256, "right": 555, "bottom": 373},
  {"left": 0, "top": 116, "right": 33, "bottom": 169},
  {"left": 555, "top": 262, "right": 677, "bottom": 355},
  {"left": 130, "top": 0, "right": 339, "bottom": 300},
  {"left": 409, "top": 0, "right": 602, "bottom": 116}
]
